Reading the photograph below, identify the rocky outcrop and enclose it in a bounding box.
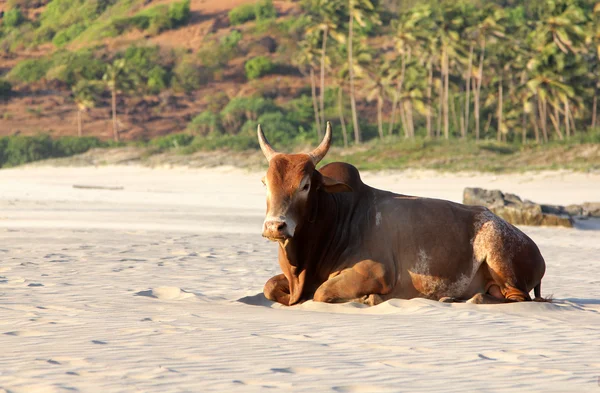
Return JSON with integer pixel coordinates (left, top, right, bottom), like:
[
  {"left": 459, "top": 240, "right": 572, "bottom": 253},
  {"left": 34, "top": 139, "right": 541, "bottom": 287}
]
[{"left": 462, "top": 188, "right": 600, "bottom": 227}]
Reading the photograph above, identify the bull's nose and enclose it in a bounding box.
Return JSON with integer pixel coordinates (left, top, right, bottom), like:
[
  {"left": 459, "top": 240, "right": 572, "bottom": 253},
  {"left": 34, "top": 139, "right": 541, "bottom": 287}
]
[{"left": 263, "top": 220, "right": 290, "bottom": 240}]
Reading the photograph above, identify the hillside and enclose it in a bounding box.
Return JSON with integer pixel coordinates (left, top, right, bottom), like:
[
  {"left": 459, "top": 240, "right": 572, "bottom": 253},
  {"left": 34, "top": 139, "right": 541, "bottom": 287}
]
[
  {"left": 0, "top": 0, "right": 308, "bottom": 141},
  {"left": 0, "top": 0, "right": 599, "bottom": 171}
]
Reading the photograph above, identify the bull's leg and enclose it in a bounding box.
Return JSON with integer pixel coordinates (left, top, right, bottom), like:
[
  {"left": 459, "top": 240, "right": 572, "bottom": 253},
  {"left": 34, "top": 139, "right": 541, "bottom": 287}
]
[
  {"left": 313, "top": 260, "right": 393, "bottom": 304},
  {"left": 474, "top": 217, "right": 546, "bottom": 302},
  {"left": 264, "top": 274, "right": 290, "bottom": 306},
  {"left": 467, "top": 293, "right": 511, "bottom": 304}
]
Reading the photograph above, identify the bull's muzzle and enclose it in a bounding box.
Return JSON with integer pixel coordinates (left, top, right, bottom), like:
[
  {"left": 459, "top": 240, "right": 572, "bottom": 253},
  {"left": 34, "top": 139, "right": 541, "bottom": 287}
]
[{"left": 262, "top": 219, "right": 294, "bottom": 241}]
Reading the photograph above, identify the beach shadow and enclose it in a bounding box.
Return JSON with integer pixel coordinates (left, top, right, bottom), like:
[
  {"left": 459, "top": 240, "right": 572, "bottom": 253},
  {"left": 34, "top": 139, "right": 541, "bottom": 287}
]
[
  {"left": 237, "top": 293, "right": 275, "bottom": 307},
  {"left": 563, "top": 298, "right": 600, "bottom": 306},
  {"left": 573, "top": 218, "right": 600, "bottom": 231}
]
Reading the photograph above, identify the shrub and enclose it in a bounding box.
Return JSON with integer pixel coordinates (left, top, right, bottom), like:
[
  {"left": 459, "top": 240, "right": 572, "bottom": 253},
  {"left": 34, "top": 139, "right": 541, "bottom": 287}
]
[
  {"left": 47, "top": 50, "right": 106, "bottom": 86},
  {"left": 53, "top": 136, "right": 104, "bottom": 156},
  {"left": 0, "top": 135, "right": 105, "bottom": 168},
  {"left": 229, "top": 4, "right": 256, "bottom": 25},
  {"left": 254, "top": 0, "right": 276, "bottom": 21},
  {"left": 7, "top": 58, "right": 53, "bottom": 83},
  {"left": 172, "top": 59, "right": 209, "bottom": 93},
  {"left": 0, "top": 79, "right": 12, "bottom": 98},
  {"left": 0, "top": 135, "right": 54, "bottom": 167},
  {"left": 3, "top": 8, "right": 25, "bottom": 28},
  {"left": 221, "top": 29, "right": 242, "bottom": 49},
  {"left": 147, "top": 66, "right": 169, "bottom": 93},
  {"left": 198, "top": 33, "right": 242, "bottom": 69},
  {"left": 254, "top": 111, "right": 298, "bottom": 145},
  {"left": 52, "top": 23, "right": 87, "bottom": 47},
  {"left": 168, "top": 0, "right": 191, "bottom": 27},
  {"left": 187, "top": 134, "right": 259, "bottom": 151},
  {"left": 187, "top": 111, "right": 222, "bottom": 136},
  {"left": 220, "top": 96, "right": 278, "bottom": 132},
  {"left": 245, "top": 56, "right": 275, "bottom": 80},
  {"left": 150, "top": 133, "right": 194, "bottom": 149}
]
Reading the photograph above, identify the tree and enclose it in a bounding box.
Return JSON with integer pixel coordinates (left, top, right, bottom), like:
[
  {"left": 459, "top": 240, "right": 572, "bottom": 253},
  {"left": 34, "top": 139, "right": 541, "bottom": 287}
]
[
  {"left": 294, "top": 37, "right": 323, "bottom": 138},
  {"left": 72, "top": 80, "right": 101, "bottom": 138},
  {"left": 347, "top": 0, "right": 380, "bottom": 144},
  {"left": 103, "top": 59, "right": 129, "bottom": 142},
  {"left": 306, "top": 0, "right": 345, "bottom": 140},
  {"left": 364, "top": 60, "right": 393, "bottom": 139}
]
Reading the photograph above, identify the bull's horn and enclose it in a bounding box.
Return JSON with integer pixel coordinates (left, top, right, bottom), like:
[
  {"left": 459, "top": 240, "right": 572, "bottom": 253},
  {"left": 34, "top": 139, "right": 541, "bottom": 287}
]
[
  {"left": 257, "top": 124, "right": 277, "bottom": 162},
  {"left": 310, "top": 121, "right": 332, "bottom": 165}
]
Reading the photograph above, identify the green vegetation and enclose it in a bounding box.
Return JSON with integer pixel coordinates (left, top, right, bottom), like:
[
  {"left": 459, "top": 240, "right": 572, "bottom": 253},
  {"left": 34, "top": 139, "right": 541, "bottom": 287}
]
[
  {"left": 110, "top": 0, "right": 191, "bottom": 36},
  {"left": 228, "top": 0, "right": 276, "bottom": 25},
  {"left": 0, "top": 79, "right": 12, "bottom": 98},
  {"left": 1, "top": 0, "right": 600, "bottom": 173},
  {"left": 0, "top": 135, "right": 105, "bottom": 168},
  {"left": 245, "top": 56, "right": 275, "bottom": 80},
  {"left": 3, "top": 8, "right": 25, "bottom": 28}
]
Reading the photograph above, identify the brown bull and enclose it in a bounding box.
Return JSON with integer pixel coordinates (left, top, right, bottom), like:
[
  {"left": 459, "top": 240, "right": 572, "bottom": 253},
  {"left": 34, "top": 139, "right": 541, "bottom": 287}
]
[{"left": 258, "top": 122, "right": 546, "bottom": 306}]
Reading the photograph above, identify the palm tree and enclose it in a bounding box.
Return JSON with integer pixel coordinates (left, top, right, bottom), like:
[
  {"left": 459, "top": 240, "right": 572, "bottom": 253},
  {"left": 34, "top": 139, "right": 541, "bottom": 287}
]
[
  {"left": 334, "top": 69, "right": 350, "bottom": 148},
  {"left": 306, "top": 0, "right": 345, "bottom": 140},
  {"left": 363, "top": 60, "right": 393, "bottom": 139},
  {"left": 347, "top": 0, "right": 380, "bottom": 144},
  {"left": 471, "top": 5, "right": 505, "bottom": 141},
  {"left": 293, "top": 38, "right": 323, "bottom": 138},
  {"left": 103, "top": 59, "right": 129, "bottom": 142},
  {"left": 72, "top": 80, "right": 100, "bottom": 138}
]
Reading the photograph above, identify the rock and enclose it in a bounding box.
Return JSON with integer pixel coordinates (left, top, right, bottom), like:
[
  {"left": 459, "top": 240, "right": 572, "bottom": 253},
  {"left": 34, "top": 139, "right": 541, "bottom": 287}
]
[
  {"left": 463, "top": 187, "right": 573, "bottom": 227},
  {"left": 582, "top": 202, "right": 600, "bottom": 217}
]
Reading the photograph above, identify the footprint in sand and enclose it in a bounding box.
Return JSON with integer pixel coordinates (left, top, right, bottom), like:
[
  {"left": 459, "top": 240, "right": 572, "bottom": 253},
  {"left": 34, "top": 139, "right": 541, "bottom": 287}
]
[
  {"left": 271, "top": 367, "right": 325, "bottom": 375},
  {"left": 135, "top": 287, "right": 195, "bottom": 300},
  {"left": 333, "top": 385, "right": 398, "bottom": 393},
  {"left": 4, "top": 330, "right": 47, "bottom": 337}
]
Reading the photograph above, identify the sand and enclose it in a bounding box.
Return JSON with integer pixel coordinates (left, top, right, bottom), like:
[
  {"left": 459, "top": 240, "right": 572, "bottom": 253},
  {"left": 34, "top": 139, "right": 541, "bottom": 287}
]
[{"left": 1, "top": 165, "right": 599, "bottom": 392}]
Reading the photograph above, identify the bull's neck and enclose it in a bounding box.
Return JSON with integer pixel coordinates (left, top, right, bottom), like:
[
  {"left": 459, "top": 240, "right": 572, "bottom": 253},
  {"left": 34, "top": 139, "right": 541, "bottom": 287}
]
[{"left": 277, "top": 190, "right": 352, "bottom": 304}]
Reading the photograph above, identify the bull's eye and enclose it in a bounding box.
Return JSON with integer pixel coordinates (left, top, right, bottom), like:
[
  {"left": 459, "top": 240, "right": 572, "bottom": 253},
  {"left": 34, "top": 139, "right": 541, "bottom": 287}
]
[{"left": 301, "top": 183, "right": 310, "bottom": 192}]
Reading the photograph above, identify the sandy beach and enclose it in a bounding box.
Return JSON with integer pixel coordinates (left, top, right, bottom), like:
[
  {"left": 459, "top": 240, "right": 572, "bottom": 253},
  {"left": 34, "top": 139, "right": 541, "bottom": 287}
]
[{"left": 1, "top": 165, "right": 599, "bottom": 392}]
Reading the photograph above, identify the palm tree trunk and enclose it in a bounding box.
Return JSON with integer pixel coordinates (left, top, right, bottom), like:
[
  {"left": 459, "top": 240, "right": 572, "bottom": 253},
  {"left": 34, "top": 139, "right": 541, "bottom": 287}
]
[
  {"left": 377, "top": 96, "right": 383, "bottom": 140},
  {"left": 319, "top": 26, "right": 328, "bottom": 141},
  {"left": 77, "top": 109, "right": 82, "bottom": 137},
  {"left": 463, "top": 43, "right": 473, "bottom": 139},
  {"left": 450, "top": 95, "right": 460, "bottom": 135},
  {"left": 531, "top": 111, "right": 540, "bottom": 143},
  {"left": 338, "top": 87, "right": 348, "bottom": 148},
  {"left": 111, "top": 89, "right": 119, "bottom": 142},
  {"left": 521, "top": 111, "right": 527, "bottom": 144},
  {"left": 407, "top": 100, "right": 415, "bottom": 138},
  {"left": 569, "top": 105, "right": 576, "bottom": 134},
  {"left": 549, "top": 103, "right": 564, "bottom": 140},
  {"left": 388, "top": 50, "right": 408, "bottom": 136},
  {"left": 400, "top": 100, "right": 409, "bottom": 138},
  {"left": 497, "top": 74, "right": 503, "bottom": 141},
  {"left": 348, "top": 8, "right": 360, "bottom": 144},
  {"left": 475, "top": 38, "right": 485, "bottom": 142},
  {"left": 564, "top": 98, "right": 570, "bottom": 140},
  {"left": 437, "top": 76, "right": 442, "bottom": 138},
  {"left": 592, "top": 82, "right": 598, "bottom": 129},
  {"left": 538, "top": 95, "right": 548, "bottom": 143},
  {"left": 484, "top": 112, "right": 492, "bottom": 136},
  {"left": 310, "top": 68, "right": 322, "bottom": 137},
  {"left": 443, "top": 45, "right": 449, "bottom": 139},
  {"left": 426, "top": 59, "right": 433, "bottom": 138}
]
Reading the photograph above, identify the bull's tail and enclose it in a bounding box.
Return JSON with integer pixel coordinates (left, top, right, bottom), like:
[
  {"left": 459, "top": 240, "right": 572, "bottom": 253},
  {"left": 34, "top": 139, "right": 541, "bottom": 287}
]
[{"left": 533, "top": 282, "right": 552, "bottom": 302}]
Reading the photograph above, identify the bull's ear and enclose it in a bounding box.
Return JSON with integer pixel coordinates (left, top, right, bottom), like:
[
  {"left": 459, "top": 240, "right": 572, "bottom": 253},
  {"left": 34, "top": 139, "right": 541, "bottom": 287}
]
[{"left": 321, "top": 175, "right": 352, "bottom": 193}]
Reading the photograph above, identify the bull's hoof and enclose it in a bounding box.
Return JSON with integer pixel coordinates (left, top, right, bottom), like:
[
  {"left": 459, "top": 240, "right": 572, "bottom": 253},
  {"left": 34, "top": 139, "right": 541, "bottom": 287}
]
[
  {"left": 351, "top": 294, "right": 384, "bottom": 306},
  {"left": 439, "top": 296, "right": 457, "bottom": 303},
  {"left": 466, "top": 293, "right": 485, "bottom": 304}
]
